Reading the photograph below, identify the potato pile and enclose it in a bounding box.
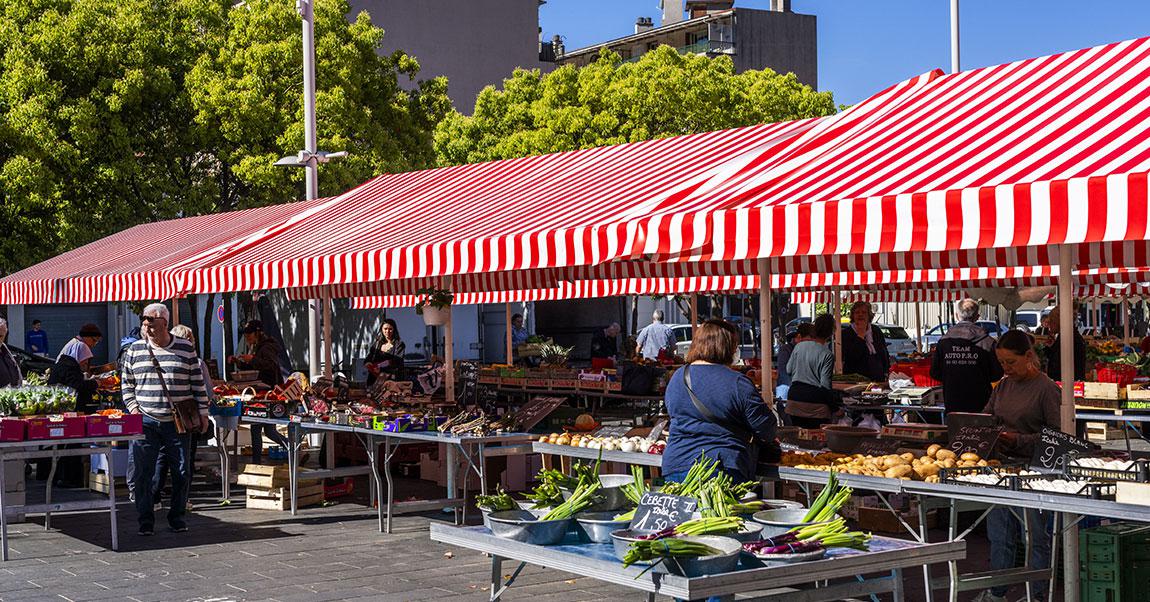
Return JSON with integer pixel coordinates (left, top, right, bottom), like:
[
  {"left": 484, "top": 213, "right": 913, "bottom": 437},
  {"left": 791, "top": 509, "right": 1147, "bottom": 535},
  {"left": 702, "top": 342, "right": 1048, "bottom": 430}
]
[
  {"left": 779, "top": 451, "right": 848, "bottom": 466},
  {"left": 792, "top": 444, "right": 1000, "bottom": 483}
]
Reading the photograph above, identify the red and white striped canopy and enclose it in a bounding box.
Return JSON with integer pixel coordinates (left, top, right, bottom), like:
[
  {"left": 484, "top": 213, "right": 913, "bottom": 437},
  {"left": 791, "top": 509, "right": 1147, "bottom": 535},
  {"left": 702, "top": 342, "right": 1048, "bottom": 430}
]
[
  {"left": 0, "top": 198, "right": 331, "bottom": 304},
  {"left": 636, "top": 37, "right": 1150, "bottom": 266}
]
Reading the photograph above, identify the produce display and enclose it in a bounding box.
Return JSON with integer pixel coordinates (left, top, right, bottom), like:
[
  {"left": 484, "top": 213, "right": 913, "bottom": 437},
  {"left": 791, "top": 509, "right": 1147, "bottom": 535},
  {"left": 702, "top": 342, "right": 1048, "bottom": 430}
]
[
  {"left": 952, "top": 469, "right": 1110, "bottom": 496},
  {"left": 635, "top": 516, "right": 743, "bottom": 540},
  {"left": 622, "top": 538, "right": 722, "bottom": 568},
  {"left": 786, "top": 444, "right": 998, "bottom": 483},
  {"left": 439, "top": 409, "right": 518, "bottom": 436},
  {"left": 476, "top": 488, "right": 518, "bottom": 512},
  {"left": 541, "top": 481, "right": 601, "bottom": 520},
  {"left": 801, "top": 472, "right": 852, "bottom": 523},
  {"left": 0, "top": 386, "right": 77, "bottom": 416},
  {"left": 537, "top": 432, "right": 666, "bottom": 454},
  {"left": 742, "top": 518, "right": 871, "bottom": 556}
]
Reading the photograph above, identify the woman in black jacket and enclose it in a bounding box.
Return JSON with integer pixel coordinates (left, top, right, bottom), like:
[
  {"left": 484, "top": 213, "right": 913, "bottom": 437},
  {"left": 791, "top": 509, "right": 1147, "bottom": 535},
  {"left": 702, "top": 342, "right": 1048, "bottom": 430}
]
[
  {"left": 0, "top": 319, "right": 22, "bottom": 388},
  {"left": 841, "top": 301, "right": 891, "bottom": 382}
]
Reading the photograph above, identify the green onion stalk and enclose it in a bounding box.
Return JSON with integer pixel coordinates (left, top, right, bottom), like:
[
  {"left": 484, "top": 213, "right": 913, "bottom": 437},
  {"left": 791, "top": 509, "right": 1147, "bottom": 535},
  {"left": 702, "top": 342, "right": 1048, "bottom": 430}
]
[
  {"left": 541, "top": 481, "right": 602, "bottom": 521},
  {"left": 800, "top": 472, "right": 853, "bottom": 523},
  {"left": 623, "top": 538, "right": 722, "bottom": 568}
]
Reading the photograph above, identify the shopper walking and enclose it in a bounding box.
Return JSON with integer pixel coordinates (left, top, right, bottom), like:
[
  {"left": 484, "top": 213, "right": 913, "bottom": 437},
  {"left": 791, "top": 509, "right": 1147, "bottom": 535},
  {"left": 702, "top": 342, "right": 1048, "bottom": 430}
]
[
  {"left": 229, "top": 320, "right": 290, "bottom": 463},
  {"left": 635, "top": 310, "right": 676, "bottom": 361},
  {"left": 122, "top": 303, "right": 209, "bottom": 535},
  {"left": 930, "top": 299, "right": 1003, "bottom": 414}
]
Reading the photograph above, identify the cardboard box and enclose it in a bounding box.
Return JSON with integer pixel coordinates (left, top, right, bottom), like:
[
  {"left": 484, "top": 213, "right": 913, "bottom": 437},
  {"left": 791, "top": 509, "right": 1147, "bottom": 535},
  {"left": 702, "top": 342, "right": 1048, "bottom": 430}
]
[
  {"left": 26, "top": 415, "right": 86, "bottom": 440},
  {"left": 0, "top": 418, "right": 25, "bottom": 442},
  {"left": 86, "top": 414, "right": 143, "bottom": 437}
]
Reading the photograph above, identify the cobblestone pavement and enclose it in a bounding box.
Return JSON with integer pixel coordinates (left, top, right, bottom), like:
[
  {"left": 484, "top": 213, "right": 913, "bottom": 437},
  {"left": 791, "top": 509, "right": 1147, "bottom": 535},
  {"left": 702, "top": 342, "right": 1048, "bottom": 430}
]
[{"left": 0, "top": 472, "right": 1017, "bottom": 602}]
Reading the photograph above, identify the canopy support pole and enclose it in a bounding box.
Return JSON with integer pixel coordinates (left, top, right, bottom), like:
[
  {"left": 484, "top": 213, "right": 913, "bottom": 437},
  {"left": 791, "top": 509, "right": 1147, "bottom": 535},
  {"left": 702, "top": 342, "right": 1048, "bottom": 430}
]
[
  {"left": 171, "top": 298, "right": 180, "bottom": 326},
  {"left": 445, "top": 277, "right": 454, "bottom": 404},
  {"left": 505, "top": 303, "right": 513, "bottom": 364},
  {"left": 1124, "top": 296, "right": 1131, "bottom": 342},
  {"left": 950, "top": 0, "right": 961, "bottom": 74},
  {"left": 690, "top": 294, "right": 699, "bottom": 331},
  {"left": 758, "top": 258, "right": 774, "bottom": 404},
  {"left": 322, "top": 286, "right": 333, "bottom": 379},
  {"left": 915, "top": 302, "right": 923, "bottom": 353},
  {"left": 1058, "top": 244, "right": 1081, "bottom": 602},
  {"left": 832, "top": 292, "right": 843, "bottom": 374}
]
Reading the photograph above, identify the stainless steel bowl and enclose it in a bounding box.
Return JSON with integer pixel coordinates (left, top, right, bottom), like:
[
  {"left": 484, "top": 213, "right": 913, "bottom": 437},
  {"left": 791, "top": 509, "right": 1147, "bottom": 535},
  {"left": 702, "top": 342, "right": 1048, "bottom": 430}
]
[
  {"left": 609, "top": 528, "right": 656, "bottom": 563},
  {"left": 515, "top": 500, "right": 543, "bottom": 512},
  {"left": 575, "top": 512, "right": 631, "bottom": 543},
  {"left": 760, "top": 499, "right": 805, "bottom": 511},
  {"left": 561, "top": 474, "right": 636, "bottom": 512},
  {"left": 729, "top": 521, "right": 765, "bottom": 543},
  {"left": 486, "top": 510, "right": 572, "bottom": 545},
  {"left": 661, "top": 535, "right": 743, "bottom": 577},
  {"left": 751, "top": 508, "right": 836, "bottom": 538},
  {"left": 742, "top": 546, "right": 827, "bottom": 567}
]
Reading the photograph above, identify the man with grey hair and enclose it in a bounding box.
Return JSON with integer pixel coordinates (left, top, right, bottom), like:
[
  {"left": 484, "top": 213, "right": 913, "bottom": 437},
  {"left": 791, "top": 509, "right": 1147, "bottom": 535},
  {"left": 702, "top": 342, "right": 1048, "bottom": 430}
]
[
  {"left": 121, "top": 303, "right": 208, "bottom": 535},
  {"left": 636, "top": 310, "right": 676, "bottom": 361},
  {"left": 930, "top": 298, "right": 1003, "bottom": 414}
]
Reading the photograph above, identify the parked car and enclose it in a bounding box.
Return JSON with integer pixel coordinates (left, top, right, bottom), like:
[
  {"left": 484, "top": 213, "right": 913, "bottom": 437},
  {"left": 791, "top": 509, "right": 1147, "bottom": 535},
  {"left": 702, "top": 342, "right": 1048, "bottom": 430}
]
[
  {"left": 669, "top": 323, "right": 761, "bottom": 364},
  {"left": 6, "top": 344, "right": 55, "bottom": 376},
  {"left": 921, "top": 321, "right": 1008, "bottom": 350},
  {"left": 1013, "top": 309, "right": 1050, "bottom": 332},
  {"left": 871, "top": 324, "right": 917, "bottom": 361}
]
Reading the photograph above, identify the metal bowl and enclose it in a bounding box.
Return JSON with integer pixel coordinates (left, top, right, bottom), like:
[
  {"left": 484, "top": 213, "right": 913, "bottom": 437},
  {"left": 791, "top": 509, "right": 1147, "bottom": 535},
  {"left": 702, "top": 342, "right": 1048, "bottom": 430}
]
[
  {"left": 561, "top": 474, "right": 636, "bottom": 512},
  {"left": 729, "top": 521, "right": 765, "bottom": 543},
  {"left": 751, "top": 508, "right": 836, "bottom": 538},
  {"left": 760, "top": 499, "right": 805, "bottom": 511},
  {"left": 609, "top": 528, "right": 656, "bottom": 563},
  {"left": 515, "top": 500, "right": 545, "bottom": 512},
  {"left": 745, "top": 546, "right": 827, "bottom": 565},
  {"left": 575, "top": 512, "right": 631, "bottom": 543},
  {"left": 661, "top": 535, "right": 743, "bottom": 577},
  {"left": 486, "top": 510, "right": 572, "bottom": 545}
]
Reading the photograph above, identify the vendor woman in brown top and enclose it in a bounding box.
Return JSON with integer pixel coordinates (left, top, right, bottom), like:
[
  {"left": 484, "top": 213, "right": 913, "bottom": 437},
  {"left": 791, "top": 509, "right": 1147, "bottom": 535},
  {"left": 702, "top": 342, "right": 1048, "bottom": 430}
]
[
  {"left": 974, "top": 329, "right": 1057, "bottom": 602},
  {"left": 982, "top": 330, "right": 1061, "bottom": 459}
]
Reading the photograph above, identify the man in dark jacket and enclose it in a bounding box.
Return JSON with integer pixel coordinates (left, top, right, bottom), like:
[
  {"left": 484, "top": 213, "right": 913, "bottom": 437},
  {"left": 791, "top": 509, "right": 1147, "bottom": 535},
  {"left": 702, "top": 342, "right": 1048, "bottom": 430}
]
[
  {"left": 1044, "top": 305, "right": 1086, "bottom": 382},
  {"left": 930, "top": 299, "right": 1004, "bottom": 414},
  {"left": 228, "top": 320, "right": 290, "bottom": 463}
]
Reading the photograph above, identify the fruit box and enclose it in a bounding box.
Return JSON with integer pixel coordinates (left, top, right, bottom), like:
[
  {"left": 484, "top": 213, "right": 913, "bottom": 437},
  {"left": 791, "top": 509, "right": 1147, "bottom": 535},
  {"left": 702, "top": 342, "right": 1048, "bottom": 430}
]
[
  {"left": 0, "top": 418, "right": 26, "bottom": 442},
  {"left": 86, "top": 414, "right": 143, "bottom": 437},
  {"left": 26, "top": 415, "right": 87, "bottom": 440}
]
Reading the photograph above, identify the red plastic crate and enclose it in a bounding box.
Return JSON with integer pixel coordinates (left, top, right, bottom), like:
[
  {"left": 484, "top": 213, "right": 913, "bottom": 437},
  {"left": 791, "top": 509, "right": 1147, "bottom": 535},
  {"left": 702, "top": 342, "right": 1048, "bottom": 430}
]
[
  {"left": 26, "top": 415, "right": 87, "bottom": 440},
  {"left": 85, "top": 414, "right": 143, "bottom": 437},
  {"left": 1097, "top": 364, "right": 1138, "bottom": 388},
  {"left": 0, "top": 418, "right": 25, "bottom": 442}
]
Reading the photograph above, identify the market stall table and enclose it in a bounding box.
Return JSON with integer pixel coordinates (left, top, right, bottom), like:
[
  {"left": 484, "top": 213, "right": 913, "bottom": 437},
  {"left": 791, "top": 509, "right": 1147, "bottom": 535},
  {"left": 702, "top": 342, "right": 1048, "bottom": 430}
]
[
  {"left": 0, "top": 435, "right": 143, "bottom": 561},
  {"left": 430, "top": 522, "right": 965, "bottom": 601},
  {"left": 532, "top": 442, "right": 663, "bottom": 467},
  {"left": 243, "top": 417, "right": 534, "bottom": 534},
  {"left": 1075, "top": 409, "right": 1150, "bottom": 452}
]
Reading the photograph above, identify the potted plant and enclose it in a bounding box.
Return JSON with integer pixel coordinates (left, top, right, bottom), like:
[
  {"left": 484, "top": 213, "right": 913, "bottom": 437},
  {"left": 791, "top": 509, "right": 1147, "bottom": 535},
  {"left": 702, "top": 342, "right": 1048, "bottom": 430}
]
[{"left": 415, "top": 287, "right": 454, "bottom": 326}]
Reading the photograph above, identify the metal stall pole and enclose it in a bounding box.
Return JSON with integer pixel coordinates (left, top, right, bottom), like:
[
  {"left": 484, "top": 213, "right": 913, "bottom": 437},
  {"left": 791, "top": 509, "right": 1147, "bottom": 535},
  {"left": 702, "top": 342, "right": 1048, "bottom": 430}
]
[
  {"left": 445, "top": 277, "right": 455, "bottom": 404},
  {"left": 1058, "top": 244, "right": 1080, "bottom": 602},
  {"left": 690, "top": 293, "right": 699, "bottom": 331},
  {"left": 323, "top": 286, "right": 333, "bottom": 379},
  {"left": 1123, "top": 295, "right": 1131, "bottom": 342}
]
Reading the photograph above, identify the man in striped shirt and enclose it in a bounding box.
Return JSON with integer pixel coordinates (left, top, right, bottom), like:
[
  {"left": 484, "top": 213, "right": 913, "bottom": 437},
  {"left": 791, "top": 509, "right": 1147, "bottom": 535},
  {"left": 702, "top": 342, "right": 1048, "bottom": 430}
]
[{"left": 122, "top": 303, "right": 209, "bottom": 536}]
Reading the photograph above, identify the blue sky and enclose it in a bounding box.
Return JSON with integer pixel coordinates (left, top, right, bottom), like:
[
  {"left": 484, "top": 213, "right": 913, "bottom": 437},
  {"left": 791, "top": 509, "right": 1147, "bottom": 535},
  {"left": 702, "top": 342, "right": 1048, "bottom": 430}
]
[{"left": 540, "top": 0, "right": 1150, "bottom": 105}]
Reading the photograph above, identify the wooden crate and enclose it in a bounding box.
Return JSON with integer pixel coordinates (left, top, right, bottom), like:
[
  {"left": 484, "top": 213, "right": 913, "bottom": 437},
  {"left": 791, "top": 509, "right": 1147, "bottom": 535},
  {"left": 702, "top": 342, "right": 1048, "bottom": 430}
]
[
  {"left": 1086, "top": 422, "right": 1132, "bottom": 441},
  {"left": 88, "top": 471, "right": 127, "bottom": 495},
  {"left": 236, "top": 464, "right": 319, "bottom": 490},
  {"left": 245, "top": 482, "right": 324, "bottom": 511},
  {"left": 1084, "top": 382, "right": 1126, "bottom": 401},
  {"left": 1127, "top": 385, "right": 1150, "bottom": 401}
]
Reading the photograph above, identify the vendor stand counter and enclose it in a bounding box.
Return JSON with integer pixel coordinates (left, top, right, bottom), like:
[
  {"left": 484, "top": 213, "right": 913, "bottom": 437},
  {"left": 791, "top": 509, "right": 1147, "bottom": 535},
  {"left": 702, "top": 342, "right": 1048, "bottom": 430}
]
[
  {"left": 532, "top": 442, "right": 663, "bottom": 467},
  {"left": 489, "top": 386, "right": 664, "bottom": 424},
  {"left": 1075, "top": 409, "right": 1150, "bottom": 452},
  {"left": 776, "top": 465, "right": 1150, "bottom": 602},
  {"left": 430, "top": 522, "right": 964, "bottom": 602},
  {"left": 243, "top": 417, "right": 534, "bottom": 534},
  {"left": 0, "top": 435, "right": 143, "bottom": 561}
]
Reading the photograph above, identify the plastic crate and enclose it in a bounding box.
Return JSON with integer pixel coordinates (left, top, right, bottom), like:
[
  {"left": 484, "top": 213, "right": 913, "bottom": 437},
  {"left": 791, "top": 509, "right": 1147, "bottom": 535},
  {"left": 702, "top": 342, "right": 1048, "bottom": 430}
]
[
  {"left": 1066, "top": 452, "right": 1150, "bottom": 483},
  {"left": 1098, "top": 364, "right": 1138, "bottom": 387}
]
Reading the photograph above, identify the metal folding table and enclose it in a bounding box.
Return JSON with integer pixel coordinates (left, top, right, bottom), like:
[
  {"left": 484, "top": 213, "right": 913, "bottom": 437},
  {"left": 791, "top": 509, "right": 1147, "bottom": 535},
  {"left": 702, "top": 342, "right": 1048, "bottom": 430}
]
[
  {"left": 0, "top": 435, "right": 143, "bottom": 561},
  {"left": 430, "top": 522, "right": 965, "bottom": 601}
]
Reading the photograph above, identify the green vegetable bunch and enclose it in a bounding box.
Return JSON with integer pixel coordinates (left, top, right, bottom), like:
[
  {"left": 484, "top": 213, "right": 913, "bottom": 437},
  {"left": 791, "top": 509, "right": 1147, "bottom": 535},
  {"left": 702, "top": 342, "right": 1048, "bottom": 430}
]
[
  {"left": 541, "top": 481, "right": 601, "bottom": 521},
  {"left": 476, "top": 487, "right": 517, "bottom": 512},
  {"left": 623, "top": 538, "right": 721, "bottom": 568},
  {"left": 0, "top": 386, "right": 77, "bottom": 417},
  {"left": 800, "top": 472, "right": 853, "bottom": 524}
]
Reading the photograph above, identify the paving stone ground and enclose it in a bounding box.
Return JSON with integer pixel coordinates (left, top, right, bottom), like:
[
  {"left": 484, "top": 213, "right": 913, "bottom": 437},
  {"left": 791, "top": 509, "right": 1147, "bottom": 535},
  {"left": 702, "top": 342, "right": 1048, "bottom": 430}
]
[{"left": 0, "top": 468, "right": 1026, "bottom": 602}]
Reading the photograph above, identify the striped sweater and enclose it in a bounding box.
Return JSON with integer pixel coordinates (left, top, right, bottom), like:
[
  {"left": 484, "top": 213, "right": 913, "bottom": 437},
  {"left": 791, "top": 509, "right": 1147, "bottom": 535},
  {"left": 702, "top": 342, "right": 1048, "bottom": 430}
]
[{"left": 121, "top": 337, "right": 208, "bottom": 421}]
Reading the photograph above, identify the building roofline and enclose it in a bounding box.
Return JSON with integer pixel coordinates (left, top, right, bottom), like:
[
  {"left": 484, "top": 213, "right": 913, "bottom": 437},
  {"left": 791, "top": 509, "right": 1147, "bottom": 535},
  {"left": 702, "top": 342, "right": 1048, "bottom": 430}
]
[{"left": 560, "top": 9, "right": 735, "bottom": 59}]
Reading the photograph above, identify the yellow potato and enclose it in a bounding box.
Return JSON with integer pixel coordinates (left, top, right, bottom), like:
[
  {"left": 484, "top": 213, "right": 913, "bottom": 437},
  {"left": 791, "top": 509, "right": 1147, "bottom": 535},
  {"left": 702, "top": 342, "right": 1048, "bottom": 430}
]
[
  {"left": 927, "top": 444, "right": 943, "bottom": 458},
  {"left": 900, "top": 452, "right": 915, "bottom": 461},
  {"left": 941, "top": 458, "right": 957, "bottom": 468},
  {"left": 935, "top": 448, "right": 957, "bottom": 461},
  {"left": 977, "top": 460, "right": 989, "bottom": 467},
  {"left": 916, "top": 463, "right": 941, "bottom": 478},
  {"left": 884, "top": 465, "right": 914, "bottom": 479},
  {"left": 960, "top": 452, "right": 981, "bottom": 462}
]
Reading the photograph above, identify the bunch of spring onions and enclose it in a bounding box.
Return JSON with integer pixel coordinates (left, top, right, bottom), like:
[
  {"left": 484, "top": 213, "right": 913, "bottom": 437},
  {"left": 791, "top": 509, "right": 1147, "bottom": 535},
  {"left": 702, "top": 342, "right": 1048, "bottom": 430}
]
[
  {"left": 636, "top": 517, "right": 743, "bottom": 540},
  {"left": 742, "top": 518, "right": 871, "bottom": 555},
  {"left": 800, "top": 472, "right": 853, "bottom": 524},
  {"left": 660, "top": 455, "right": 720, "bottom": 497},
  {"left": 620, "top": 465, "right": 648, "bottom": 506},
  {"left": 697, "top": 474, "right": 762, "bottom": 518},
  {"left": 540, "top": 481, "right": 601, "bottom": 521},
  {"left": 623, "top": 538, "right": 722, "bottom": 568}
]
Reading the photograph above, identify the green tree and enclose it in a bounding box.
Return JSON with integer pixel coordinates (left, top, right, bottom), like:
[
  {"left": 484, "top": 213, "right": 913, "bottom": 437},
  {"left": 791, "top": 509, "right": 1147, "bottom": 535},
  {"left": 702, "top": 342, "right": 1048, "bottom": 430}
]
[
  {"left": 435, "top": 46, "right": 836, "bottom": 166},
  {"left": 0, "top": 0, "right": 450, "bottom": 275}
]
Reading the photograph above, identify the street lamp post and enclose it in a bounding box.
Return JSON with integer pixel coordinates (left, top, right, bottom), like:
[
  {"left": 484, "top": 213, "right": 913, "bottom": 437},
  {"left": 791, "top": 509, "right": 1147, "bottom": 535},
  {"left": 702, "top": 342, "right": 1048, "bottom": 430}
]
[{"left": 276, "top": 0, "right": 345, "bottom": 379}]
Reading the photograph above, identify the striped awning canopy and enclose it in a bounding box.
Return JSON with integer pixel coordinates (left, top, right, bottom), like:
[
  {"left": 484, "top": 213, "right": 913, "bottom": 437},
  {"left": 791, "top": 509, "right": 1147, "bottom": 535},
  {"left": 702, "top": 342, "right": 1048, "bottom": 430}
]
[{"left": 635, "top": 37, "right": 1150, "bottom": 267}]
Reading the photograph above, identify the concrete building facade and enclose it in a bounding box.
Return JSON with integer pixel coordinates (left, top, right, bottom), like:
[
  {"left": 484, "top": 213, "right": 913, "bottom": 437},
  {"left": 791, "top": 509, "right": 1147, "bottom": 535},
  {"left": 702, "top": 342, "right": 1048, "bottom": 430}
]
[
  {"left": 350, "top": 0, "right": 556, "bottom": 112},
  {"left": 557, "top": 1, "right": 818, "bottom": 89}
]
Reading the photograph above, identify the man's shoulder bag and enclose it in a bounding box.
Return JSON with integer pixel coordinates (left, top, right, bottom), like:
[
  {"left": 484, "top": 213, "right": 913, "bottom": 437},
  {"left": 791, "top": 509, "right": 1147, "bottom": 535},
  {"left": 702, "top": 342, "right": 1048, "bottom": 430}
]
[{"left": 145, "top": 345, "right": 201, "bottom": 434}]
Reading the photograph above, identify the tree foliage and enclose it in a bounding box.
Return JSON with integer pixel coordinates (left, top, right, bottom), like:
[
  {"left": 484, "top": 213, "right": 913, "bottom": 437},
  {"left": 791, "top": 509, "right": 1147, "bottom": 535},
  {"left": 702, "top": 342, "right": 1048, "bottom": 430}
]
[
  {"left": 435, "top": 46, "right": 837, "bottom": 166},
  {"left": 0, "top": 0, "right": 450, "bottom": 274}
]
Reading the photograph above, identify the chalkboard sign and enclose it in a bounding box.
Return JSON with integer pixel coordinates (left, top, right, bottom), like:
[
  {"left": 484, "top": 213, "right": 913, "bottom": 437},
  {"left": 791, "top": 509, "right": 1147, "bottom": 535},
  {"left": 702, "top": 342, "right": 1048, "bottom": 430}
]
[
  {"left": 857, "top": 437, "right": 902, "bottom": 456},
  {"left": 645, "top": 418, "right": 669, "bottom": 442},
  {"left": 593, "top": 425, "right": 632, "bottom": 439},
  {"left": 629, "top": 492, "right": 698, "bottom": 532},
  {"left": 947, "top": 413, "right": 1002, "bottom": 457},
  {"left": 948, "top": 425, "right": 1003, "bottom": 457},
  {"left": 514, "top": 396, "right": 567, "bottom": 431},
  {"left": 1030, "top": 426, "right": 1094, "bottom": 470}
]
